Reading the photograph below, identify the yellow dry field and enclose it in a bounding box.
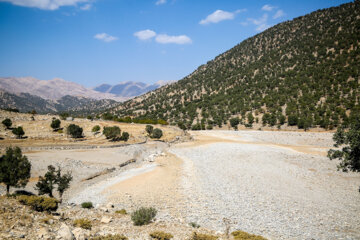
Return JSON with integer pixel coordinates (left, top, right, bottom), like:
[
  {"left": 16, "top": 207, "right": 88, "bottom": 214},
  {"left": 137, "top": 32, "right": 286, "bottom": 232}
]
[{"left": 0, "top": 110, "right": 182, "bottom": 149}]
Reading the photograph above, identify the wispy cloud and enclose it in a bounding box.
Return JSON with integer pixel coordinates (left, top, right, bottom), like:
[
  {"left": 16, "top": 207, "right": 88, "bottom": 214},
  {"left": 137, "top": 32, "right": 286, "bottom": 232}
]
[
  {"left": 273, "top": 9, "right": 285, "bottom": 19},
  {"left": 199, "top": 9, "right": 246, "bottom": 25},
  {"left": 80, "top": 3, "right": 91, "bottom": 10},
  {"left": 248, "top": 14, "right": 270, "bottom": 32},
  {"left": 155, "top": 0, "right": 166, "bottom": 5},
  {"left": 94, "top": 33, "right": 118, "bottom": 42},
  {"left": 134, "top": 30, "right": 192, "bottom": 45},
  {"left": 155, "top": 34, "right": 192, "bottom": 44},
  {"left": 134, "top": 29, "right": 156, "bottom": 40},
  {"left": 261, "top": 4, "right": 276, "bottom": 11},
  {"left": 0, "top": 0, "right": 90, "bottom": 10}
]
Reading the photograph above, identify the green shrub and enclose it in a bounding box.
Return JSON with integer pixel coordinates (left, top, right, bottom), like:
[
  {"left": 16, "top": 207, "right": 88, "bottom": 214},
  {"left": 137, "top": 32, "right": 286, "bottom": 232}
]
[
  {"left": 92, "top": 125, "right": 101, "bottom": 132},
  {"left": 146, "top": 125, "right": 154, "bottom": 135},
  {"left": 90, "top": 235, "right": 128, "bottom": 240},
  {"left": 149, "top": 231, "right": 173, "bottom": 240},
  {"left": 67, "top": 124, "right": 83, "bottom": 138},
  {"left": 57, "top": 129, "right": 63, "bottom": 133},
  {"left": 81, "top": 202, "right": 93, "bottom": 209},
  {"left": 150, "top": 128, "right": 163, "bottom": 139},
  {"left": 115, "top": 209, "right": 127, "bottom": 215},
  {"left": 103, "top": 126, "right": 121, "bottom": 140},
  {"left": 189, "top": 222, "right": 200, "bottom": 228},
  {"left": 51, "top": 119, "right": 61, "bottom": 130},
  {"left": 12, "top": 126, "right": 25, "bottom": 138},
  {"left": 2, "top": 118, "right": 12, "bottom": 129},
  {"left": 73, "top": 218, "right": 92, "bottom": 230},
  {"left": 131, "top": 207, "right": 157, "bottom": 226},
  {"left": 231, "top": 231, "right": 267, "bottom": 240},
  {"left": 17, "top": 195, "right": 58, "bottom": 212},
  {"left": 190, "top": 232, "right": 218, "bottom": 240},
  {"left": 120, "top": 132, "right": 129, "bottom": 141}
]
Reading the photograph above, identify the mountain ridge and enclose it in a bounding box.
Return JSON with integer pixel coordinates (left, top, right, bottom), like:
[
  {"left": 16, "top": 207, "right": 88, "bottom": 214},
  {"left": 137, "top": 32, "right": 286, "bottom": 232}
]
[{"left": 113, "top": 1, "right": 360, "bottom": 130}]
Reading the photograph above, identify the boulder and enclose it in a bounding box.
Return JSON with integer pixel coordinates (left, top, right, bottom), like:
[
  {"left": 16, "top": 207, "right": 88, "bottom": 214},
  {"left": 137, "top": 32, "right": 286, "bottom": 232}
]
[
  {"left": 100, "top": 216, "right": 112, "bottom": 224},
  {"left": 72, "top": 227, "right": 89, "bottom": 240},
  {"left": 57, "top": 223, "right": 74, "bottom": 240}
]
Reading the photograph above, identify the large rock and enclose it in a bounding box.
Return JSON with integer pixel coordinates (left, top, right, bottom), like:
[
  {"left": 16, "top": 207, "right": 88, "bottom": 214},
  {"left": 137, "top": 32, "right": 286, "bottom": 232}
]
[
  {"left": 57, "top": 223, "right": 74, "bottom": 240},
  {"left": 72, "top": 227, "right": 89, "bottom": 240}
]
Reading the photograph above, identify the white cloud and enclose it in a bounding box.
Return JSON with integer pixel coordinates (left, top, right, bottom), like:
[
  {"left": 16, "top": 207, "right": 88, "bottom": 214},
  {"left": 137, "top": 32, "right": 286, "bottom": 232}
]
[
  {"left": 200, "top": 9, "right": 238, "bottom": 25},
  {"left": 0, "top": 0, "right": 90, "bottom": 10},
  {"left": 155, "top": 34, "right": 192, "bottom": 44},
  {"left": 134, "top": 29, "right": 156, "bottom": 40},
  {"left": 80, "top": 3, "right": 91, "bottom": 10},
  {"left": 273, "top": 9, "right": 285, "bottom": 19},
  {"left": 261, "top": 4, "right": 276, "bottom": 11},
  {"left": 94, "top": 33, "right": 118, "bottom": 42},
  {"left": 155, "top": 0, "right": 166, "bottom": 5},
  {"left": 248, "top": 14, "right": 270, "bottom": 32}
]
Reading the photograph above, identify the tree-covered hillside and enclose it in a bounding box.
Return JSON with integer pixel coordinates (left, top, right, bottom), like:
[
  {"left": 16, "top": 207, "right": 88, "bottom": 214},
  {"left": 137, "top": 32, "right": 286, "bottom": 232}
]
[{"left": 114, "top": 1, "right": 360, "bottom": 130}]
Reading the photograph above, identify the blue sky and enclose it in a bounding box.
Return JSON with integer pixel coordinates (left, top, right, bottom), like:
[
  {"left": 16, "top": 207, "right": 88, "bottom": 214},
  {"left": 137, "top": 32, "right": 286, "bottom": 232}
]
[{"left": 0, "top": 0, "right": 352, "bottom": 87}]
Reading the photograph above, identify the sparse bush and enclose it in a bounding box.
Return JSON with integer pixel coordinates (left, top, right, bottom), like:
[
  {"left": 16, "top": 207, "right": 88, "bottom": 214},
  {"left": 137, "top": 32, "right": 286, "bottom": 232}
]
[
  {"left": 115, "top": 209, "right": 127, "bottom": 215},
  {"left": 51, "top": 119, "right": 61, "bottom": 130},
  {"left": 231, "top": 230, "right": 267, "bottom": 240},
  {"left": 12, "top": 126, "right": 25, "bottom": 138},
  {"left": 17, "top": 195, "right": 58, "bottom": 212},
  {"left": 149, "top": 231, "right": 173, "bottom": 240},
  {"left": 131, "top": 207, "right": 157, "bottom": 226},
  {"left": 2, "top": 118, "right": 12, "bottom": 129},
  {"left": 67, "top": 124, "right": 83, "bottom": 138},
  {"left": 58, "top": 129, "right": 63, "bottom": 133},
  {"left": 81, "top": 202, "right": 93, "bottom": 209},
  {"left": 189, "top": 222, "right": 200, "bottom": 228},
  {"left": 150, "top": 128, "right": 163, "bottom": 139},
  {"left": 146, "top": 125, "right": 154, "bottom": 135},
  {"left": 190, "top": 232, "right": 218, "bottom": 240},
  {"left": 59, "top": 112, "right": 70, "bottom": 120},
  {"left": 73, "top": 218, "right": 92, "bottom": 230},
  {"left": 90, "top": 234, "right": 128, "bottom": 240},
  {"left": 103, "top": 126, "right": 121, "bottom": 140},
  {"left": 92, "top": 125, "right": 101, "bottom": 132},
  {"left": 120, "top": 131, "right": 129, "bottom": 141}
]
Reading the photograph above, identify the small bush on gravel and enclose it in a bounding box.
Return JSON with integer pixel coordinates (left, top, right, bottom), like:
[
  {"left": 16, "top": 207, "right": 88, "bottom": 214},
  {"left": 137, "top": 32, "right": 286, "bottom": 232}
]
[
  {"left": 131, "top": 207, "right": 157, "bottom": 226},
  {"left": 51, "top": 119, "right": 61, "bottom": 131},
  {"left": 115, "top": 209, "right": 127, "bottom": 215},
  {"left": 90, "top": 234, "right": 128, "bottom": 240},
  {"left": 231, "top": 230, "right": 267, "bottom": 240},
  {"left": 120, "top": 131, "right": 129, "bottom": 141},
  {"left": 12, "top": 126, "right": 25, "bottom": 139},
  {"left": 17, "top": 195, "right": 58, "bottom": 212},
  {"left": 2, "top": 118, "right": 12, "bottom": 129},
  {"left": 81, "top": 202, "right": 93, "bottom": 209},
  {"left": 103, "top": 126, "right": 121, "bottom": 140},
  {"left": 67, "top": 124, "right": 83, "bottom": 138},
  {"left": 149, "top": 231, "right": 173, "bottom": 240},
  {"left": 189, "top": 222, "right": 200, "bottom": 228},
  {"left": 190, "top": 232, "right": 218, "bottom": 240},
  {"left": 73, "top": 218, "right": 92, "bottom": 230}
]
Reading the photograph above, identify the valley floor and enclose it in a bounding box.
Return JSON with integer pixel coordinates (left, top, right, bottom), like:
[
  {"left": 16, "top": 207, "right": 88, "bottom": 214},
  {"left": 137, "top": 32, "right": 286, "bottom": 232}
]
[{"left": 1, "top": 130, "right": 359, "bottom": 239}]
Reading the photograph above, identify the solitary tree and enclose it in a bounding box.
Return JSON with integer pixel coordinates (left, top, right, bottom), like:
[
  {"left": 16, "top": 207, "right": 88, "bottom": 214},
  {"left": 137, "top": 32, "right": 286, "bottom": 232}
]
[
  {"left": 67, "top": 124, "right": 83, "bottom": 138},
  {"left": 12, "top": 126, "right": 25, "bottom": 139},
  {"left": 0, "top": 147, "right": 31, "bottom": 194},
  {"left": 151, "top": 128, "right": 163, "bottom": 139},
  {"left": 103, "top": 126, "right": 121, "bottom": 140},
  {"left": 328, "top": 120, "right": 360, "bottom": 172},
  {"left": 120, "top": 131, "right": 130, "bottom": 141},
  {"left": 51, "top": 119, "right": 61, "bottom": 131},
  {"left": 36, "top": 165, "right": 57, "bottom": 198},
  {"left": 92, "top": 125, "right": 101, "bottom": 133},
  {"left": 2, "top": 118, "right": 12, "bottom": 129},
  {"left": 230, "top": 117, "right": 240, "bottom": 130}
]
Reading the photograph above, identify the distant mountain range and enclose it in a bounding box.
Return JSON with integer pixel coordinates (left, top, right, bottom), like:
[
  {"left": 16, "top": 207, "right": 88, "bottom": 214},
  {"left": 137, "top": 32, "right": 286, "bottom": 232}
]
[
  {"left": 93, "top": 80, "right": 174, "bottom": 97},
  {"left": 0, "top": 77, "right": 172, "bottom": 114}
]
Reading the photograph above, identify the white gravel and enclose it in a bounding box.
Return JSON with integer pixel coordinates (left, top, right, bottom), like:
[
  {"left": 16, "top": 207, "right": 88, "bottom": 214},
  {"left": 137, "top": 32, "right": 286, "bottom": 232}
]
[{"left": 170, "top": 131, "right": 360, "bottom": 240}]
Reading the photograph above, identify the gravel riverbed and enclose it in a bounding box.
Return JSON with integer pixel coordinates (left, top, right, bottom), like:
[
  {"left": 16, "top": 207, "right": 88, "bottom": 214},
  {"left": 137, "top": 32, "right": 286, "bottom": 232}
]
[{"left": 170, "top": 131, "right": 360, "bottom": 240}]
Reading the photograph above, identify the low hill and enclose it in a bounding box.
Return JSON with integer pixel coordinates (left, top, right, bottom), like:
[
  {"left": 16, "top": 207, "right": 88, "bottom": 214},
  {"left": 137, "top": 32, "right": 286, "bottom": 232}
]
[{"left": 113, "top": 1, "right": 360, "bottom": 130}]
